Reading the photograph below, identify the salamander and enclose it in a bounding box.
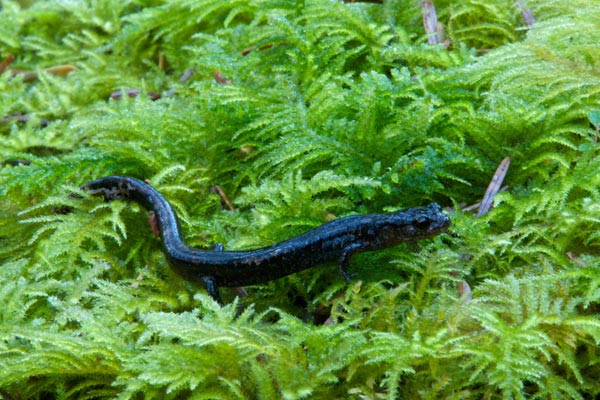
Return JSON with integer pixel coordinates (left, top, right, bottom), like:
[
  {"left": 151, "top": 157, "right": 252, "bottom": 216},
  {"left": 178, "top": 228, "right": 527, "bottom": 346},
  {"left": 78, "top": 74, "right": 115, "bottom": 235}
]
[{"left": 81, "top": 176, "right": 451, "bottom": 303}]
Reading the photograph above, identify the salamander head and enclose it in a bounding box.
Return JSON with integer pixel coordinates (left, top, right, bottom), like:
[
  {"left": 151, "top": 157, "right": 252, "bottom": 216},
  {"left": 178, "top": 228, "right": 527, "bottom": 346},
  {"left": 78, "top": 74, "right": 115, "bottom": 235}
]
[{"left": 375, "top": 203, "right": 451, "bottom": 246}]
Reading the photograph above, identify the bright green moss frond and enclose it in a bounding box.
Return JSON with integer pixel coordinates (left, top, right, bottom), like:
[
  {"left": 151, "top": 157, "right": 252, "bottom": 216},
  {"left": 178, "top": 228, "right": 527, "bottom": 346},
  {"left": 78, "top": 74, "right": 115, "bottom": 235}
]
[{"left": 2, "top": 0, "right": 600, "bottom": 398}]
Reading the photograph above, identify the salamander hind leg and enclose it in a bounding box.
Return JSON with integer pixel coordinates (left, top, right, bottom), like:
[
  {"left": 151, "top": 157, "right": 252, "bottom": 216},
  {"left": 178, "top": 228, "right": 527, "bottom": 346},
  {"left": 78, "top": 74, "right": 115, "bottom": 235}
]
[
  {"left": 201, "top": 276, "right": 223, "bottom": 304},
  {"left": 211, "top": 243, "right": 248, "bottom": 298},
  {"left": 338, "top": 242, "right": 368, "bottom": 283}
]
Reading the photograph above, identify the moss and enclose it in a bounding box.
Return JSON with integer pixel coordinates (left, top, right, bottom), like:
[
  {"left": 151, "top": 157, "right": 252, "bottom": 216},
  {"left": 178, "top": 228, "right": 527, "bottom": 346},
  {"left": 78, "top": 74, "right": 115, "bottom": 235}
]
[{"left": 1, "top": 0, "right": 600, "bottom": 398}]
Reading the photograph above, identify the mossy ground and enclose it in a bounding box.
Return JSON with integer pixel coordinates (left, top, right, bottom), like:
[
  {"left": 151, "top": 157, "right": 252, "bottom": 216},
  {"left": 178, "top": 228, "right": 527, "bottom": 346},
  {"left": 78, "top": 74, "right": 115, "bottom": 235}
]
[{"left": 1, "top": 0, "right": 600, "bottom": 398}]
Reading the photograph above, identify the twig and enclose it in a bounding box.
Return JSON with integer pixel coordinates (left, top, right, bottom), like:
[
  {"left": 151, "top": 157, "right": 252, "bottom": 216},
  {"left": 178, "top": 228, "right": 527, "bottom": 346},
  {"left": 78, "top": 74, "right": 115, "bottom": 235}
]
[
  {"left": 476, "top": 157, "right": 510, "bottom": 217},
  {"left": 515, "top": 0, "right": 536, "bottom": 26},
  {"left": 11, "top": 64, "right": 77, "bottom": 83},
  {"left": 456, "top": 157, "right": 511, "bottom": 305},
  {"left": 158, "top": 53, "right": 166, "bottom": 70},
  {"left": 421, "top": 1, "right": 445, "bottom": 46},
  {"left": 241, "top": 42, "right": 290, "bottom": 56},
  {"left": 178, "top": 67, "right": 194, "bottom": 83},
  {"left": 110, "top": 88, "right": 161, "bottom": 101},
  {"left": 231, "top": 287, "right": 248, "bottom": 297},
  {"left": 0, "top": 54, "right": 15, "bottom": 73},
  {"left": 213, "top": 70, "right": 232, "bottom": 85},
  {"left": 45, "top": 64, "right": 78, "bottom": 77},
  {"left": 0, "top": 113, "right": 49, "bottom": 127},
  {"left": 462, "top": 186, "right": 509, "bottom": 212},
  {"left": 567, "top": 252, "right": 587, "bottom": 267},
  {"left": 0, "top": 114, "right": 29, "bottom": 125},
  {"left": 206, "top": 187, "right": 244, "bottom": 298},
  {"left": 589, "top": 111, "right": 600, "bottom": 144},
  {"left": 210, "top": 185, "right": 235, "bottom": 211},
  {"left": 148, "top": 212, "right": 161, "bottom": 237},
  {"left": 2, "top": 159, "right": 32, "bottom": 166},
  {"left": 457, "top": 280, "right": 472, "bottom": 302}
]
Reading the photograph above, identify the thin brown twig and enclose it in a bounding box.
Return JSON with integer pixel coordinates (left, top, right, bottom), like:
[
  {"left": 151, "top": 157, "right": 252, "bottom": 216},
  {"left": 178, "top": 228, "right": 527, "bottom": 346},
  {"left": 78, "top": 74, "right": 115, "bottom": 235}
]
[
  {"left": 0, "top": 114, "right": 29, "bottom": 125},
  {"left": 456, "top": 157, "right": 511, "bottom": 305},
  {"left": 0, "top": 54, "right": 15, "bottom": 73},
  {"left": 457, "top": 280, "right": 472, "bottom": 302},
  {"left": 0, "top": 113, "right": 50, "bottom": 127},
  {"left": 2, "top": 159, "right": 32, "bottom": 166},
  {"left": 210, "top": 185, "right": 235, "bottom": 211},
  {"left": 515, "top": 0, "right": 536, "bottom": 26},
  {"left": 208, "top": 186, "right": 246, "bottom": 298},
  {"left": 567, "top": 252, "right": 587, "bottom": 267},
  {"left": 462, "top": 185, "right": 509, "bottom": 212},
  {"left": 213, "top": 70, "right": 232, "bottom": 85},
  {"left": 476, "top": 157, "right": 510, "bottom": 217},
  {"left": 148, "top": 212, "right": 161, "bottom": 237},
  {"left": 158, "top": 53, "right": 166, "bottom": 70},
  {"left": 110, "top": 88, "right": 161, "bottom": 101},
  {"left": 241, "top": 42, "right": 290, "bottom": 56},
  {"left": 178, "top": 67, "right": 194, "bottom": 83},
  {"left": 11, "top": 64, "right": 77, "bottom": 83},
  {"left": 421, "top": 1, "right": 444, "bottom": 45}
]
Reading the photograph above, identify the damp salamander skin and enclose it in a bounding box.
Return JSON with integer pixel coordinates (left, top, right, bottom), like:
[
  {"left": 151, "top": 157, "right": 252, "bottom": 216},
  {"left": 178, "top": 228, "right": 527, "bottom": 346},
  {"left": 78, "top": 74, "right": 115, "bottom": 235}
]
[{"left": 82, "top": 176, "right": 451, "bottom": 303}]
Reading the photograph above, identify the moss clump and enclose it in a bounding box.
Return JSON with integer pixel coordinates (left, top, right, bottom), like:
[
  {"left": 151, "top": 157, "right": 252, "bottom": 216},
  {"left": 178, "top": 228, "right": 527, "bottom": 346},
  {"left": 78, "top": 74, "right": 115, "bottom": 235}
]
[{"left": 1, "top": 0, "right": 600, "bottom": 398}]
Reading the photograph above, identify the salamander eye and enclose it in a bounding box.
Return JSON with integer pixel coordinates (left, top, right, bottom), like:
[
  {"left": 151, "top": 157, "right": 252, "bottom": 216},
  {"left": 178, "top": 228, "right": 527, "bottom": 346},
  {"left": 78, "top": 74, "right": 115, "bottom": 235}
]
[{"left": 415, "top": 219, "right": 431, "bottom": 230}]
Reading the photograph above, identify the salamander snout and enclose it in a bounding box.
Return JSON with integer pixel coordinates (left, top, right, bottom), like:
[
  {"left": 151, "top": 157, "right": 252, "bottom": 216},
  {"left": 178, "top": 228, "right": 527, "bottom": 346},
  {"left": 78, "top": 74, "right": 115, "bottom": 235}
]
[
  {"left": 423, "top": 203, "right": 451, "bottom": 233},
  {"left": 388, "top": 203, "right": 451, "bottom": 238},
  {"left": 376, "top": 203, "right": 451, "bottom": 247}
]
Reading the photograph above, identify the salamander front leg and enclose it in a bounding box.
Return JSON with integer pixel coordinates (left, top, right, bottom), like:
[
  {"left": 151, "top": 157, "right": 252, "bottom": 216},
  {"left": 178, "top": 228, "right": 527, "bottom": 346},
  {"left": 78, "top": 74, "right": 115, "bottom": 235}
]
[
  {"left": 212, "top": 243, "right": 224, "bottom": 251},
  {"left": 201, "top": 276, "right": 223, "bottom": 304},
  {"left": 338, "top": 242, "right": 368, "bottom": 282}
]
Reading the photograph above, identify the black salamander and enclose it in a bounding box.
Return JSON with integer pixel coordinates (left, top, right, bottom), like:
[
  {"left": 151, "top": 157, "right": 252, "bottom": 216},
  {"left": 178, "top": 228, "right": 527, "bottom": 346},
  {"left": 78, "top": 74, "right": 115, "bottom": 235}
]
[{"left": 82, "top": 176, "right": 451, "bottom": 303}]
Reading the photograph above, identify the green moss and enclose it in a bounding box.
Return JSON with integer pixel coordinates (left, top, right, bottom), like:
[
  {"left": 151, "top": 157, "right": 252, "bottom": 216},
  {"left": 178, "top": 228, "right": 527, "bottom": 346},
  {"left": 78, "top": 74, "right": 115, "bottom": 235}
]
[{"left": 1, "top": 0, "right": 600, "bottom": 398}]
